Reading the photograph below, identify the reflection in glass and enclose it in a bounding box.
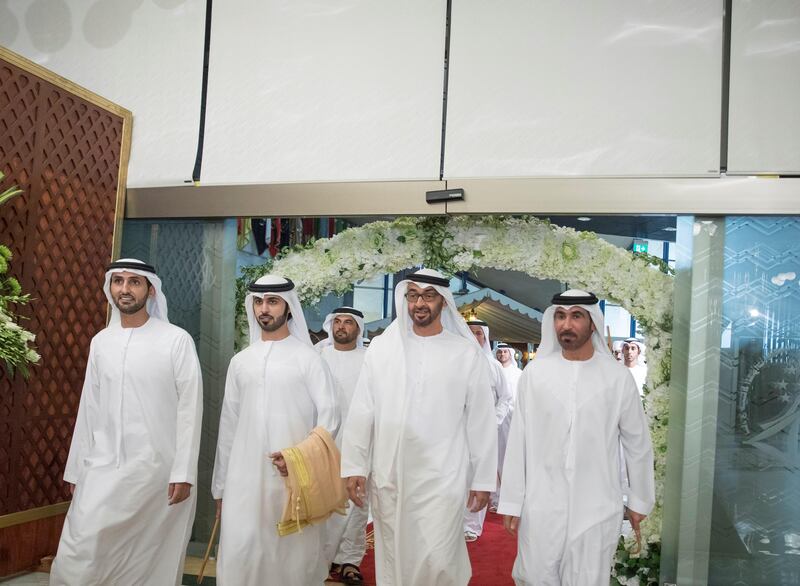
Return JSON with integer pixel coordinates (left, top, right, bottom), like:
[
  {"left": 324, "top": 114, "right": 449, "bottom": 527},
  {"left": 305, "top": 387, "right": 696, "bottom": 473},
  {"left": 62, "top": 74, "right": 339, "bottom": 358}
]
[{"left": 710, "top": 217, "right": 800, "bottom": 585}]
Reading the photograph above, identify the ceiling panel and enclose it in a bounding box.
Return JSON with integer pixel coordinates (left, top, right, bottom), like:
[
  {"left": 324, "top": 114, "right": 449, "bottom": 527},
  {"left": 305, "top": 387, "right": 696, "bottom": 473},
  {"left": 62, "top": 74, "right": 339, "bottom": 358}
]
[
  {"left": 201, "top": 0, "right": 445, "bottom": 184},
  {"left": 444, "top": 0, "right": 723, "bottom": 178},
  {"left": 727, "top": 0, "right": 800, "bottom": 174}
]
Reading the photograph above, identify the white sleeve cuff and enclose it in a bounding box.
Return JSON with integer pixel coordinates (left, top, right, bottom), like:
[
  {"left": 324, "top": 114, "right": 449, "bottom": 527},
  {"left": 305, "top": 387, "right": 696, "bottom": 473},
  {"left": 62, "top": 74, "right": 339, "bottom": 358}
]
[
  {"left": 626, "top": 495, "right": 654, "bottom": 516},
  {"left": 496, "top": 501, "right": 523, "bottom": 517}
]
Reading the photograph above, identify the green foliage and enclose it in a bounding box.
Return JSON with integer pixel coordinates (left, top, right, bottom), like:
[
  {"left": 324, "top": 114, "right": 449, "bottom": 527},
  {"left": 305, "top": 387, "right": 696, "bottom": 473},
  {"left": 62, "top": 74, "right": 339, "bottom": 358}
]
[
  {"left": 419, "top": 216, "right": 458, "bottom": 275},
  {"left": 612, "top": 538, "right": 661, "bottom": 585},
  {"left": 0, "top": 170, "right": 23, "bottom": 207},
  {"left": 632, "top": 251, "right": 675, "bottom": 276}
]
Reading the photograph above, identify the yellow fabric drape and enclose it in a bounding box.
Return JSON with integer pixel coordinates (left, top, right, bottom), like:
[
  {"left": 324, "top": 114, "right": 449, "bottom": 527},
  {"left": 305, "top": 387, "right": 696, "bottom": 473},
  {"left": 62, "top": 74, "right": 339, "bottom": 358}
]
[{"left": 277, "top": 426, "right": 348, "bottom": 536}]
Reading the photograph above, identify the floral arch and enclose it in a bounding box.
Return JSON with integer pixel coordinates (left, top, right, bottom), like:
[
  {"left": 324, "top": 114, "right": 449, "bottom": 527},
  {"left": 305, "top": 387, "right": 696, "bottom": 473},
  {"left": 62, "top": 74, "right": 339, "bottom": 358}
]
[{"left": 236, "top": 215, "right": 673, "bottom": 584}]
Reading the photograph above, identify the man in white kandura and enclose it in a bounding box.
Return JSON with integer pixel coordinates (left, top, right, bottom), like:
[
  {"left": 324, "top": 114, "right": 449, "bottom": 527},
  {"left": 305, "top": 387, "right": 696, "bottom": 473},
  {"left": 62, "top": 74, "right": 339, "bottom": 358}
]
[
  {"left": 463, "top": 319, "right": 513, "bottom": 542},
  {"left": 496, "top": 342, "right": 523, "bottom": 392},
  {"left": 622, "top": 338, "right": 647, "bottom": 397},
  {"left": 499, "top": 290, "right": 654, "bottom": 586},
  {"left": 52, "top": 259, "right": 203, "bottom": 586},
  {"left": 212, "top": 275, "right": 339, "bottom": 585},
  {"left": 341, "top": 268, "right": 497, "bottom": 586},
  {"left": 493, "top": 342, "right": 523, "bottom": 511},
  {"left": 317, "top": 306, "right": 370, "bottom": 585}
]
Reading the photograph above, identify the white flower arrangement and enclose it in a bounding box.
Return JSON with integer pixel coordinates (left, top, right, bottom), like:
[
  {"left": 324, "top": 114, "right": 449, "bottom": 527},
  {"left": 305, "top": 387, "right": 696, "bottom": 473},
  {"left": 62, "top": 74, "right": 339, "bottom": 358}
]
[
  {"left": 237, "top": 215, "right": 673, "bottom": 581},
  {"left": 0, "top": 172, "right": 40, "bottom": 378}
]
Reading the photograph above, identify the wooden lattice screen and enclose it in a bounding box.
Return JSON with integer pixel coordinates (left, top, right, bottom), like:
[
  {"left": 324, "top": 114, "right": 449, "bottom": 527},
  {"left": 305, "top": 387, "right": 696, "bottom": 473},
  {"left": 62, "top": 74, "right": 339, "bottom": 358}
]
[{"left": 0, "top": 47, "right": 130, "bottom": 538}]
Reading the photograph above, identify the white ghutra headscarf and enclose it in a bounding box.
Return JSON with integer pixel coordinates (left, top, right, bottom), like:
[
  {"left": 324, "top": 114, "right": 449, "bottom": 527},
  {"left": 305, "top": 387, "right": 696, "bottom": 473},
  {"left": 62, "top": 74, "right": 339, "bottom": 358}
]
[
  {"left": 466, "top": 319, "right": 492, "bottom": 358},
  {"left": 316, "top": 306, "right": 366, "bottom": 349},
  {"left": 390, "top": 268, "right": 473, "bottom": 341},
  {"left": 244, "top": 275, "right": 312, "bottom": 347},
  {"left": 103, "top": 258, "right": 168, "bottom": 324},
  {"left": 536, "top": 289, "right": 611, "bottom": 359},
  {"left": 623, "top": 338, "right": 646, "bottom": 365}
]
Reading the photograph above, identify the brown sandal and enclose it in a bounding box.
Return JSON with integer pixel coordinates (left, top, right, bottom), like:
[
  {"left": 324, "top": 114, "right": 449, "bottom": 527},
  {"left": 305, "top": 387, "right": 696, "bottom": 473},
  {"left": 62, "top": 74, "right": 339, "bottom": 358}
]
[
  {"left": 339, "top": 563, "right": 364, "bottom": 585},
  {"left": 328, "top": 563, "right": 342, "bottom": 582}
]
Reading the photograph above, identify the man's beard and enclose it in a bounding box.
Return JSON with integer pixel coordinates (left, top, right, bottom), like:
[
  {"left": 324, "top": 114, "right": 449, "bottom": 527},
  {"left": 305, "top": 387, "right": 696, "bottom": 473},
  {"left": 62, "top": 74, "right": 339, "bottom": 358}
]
[
  {"left": 409, "top": 305, "right": 442, "bottom": 327},
  {"left": 333, "top": 329, "right": 358, "bottom": 344},
  {"left": 115, "top": 295, "right": 147, "bottom": 315},
  {"left": 258, "top": 307, "right": 290, "bottom": 332},
  {"left": 557, "top": 329, "right": 593, "bottom": 351}
]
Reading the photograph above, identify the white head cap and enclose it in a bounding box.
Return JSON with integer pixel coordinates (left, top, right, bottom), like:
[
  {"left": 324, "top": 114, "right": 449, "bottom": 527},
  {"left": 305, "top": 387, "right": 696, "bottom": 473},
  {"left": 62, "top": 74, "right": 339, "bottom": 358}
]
[
  {"left": 103, "top": 258, "right": 168, "bottom": 324},
  {"left": 316, "top": 306, "right": 366, "bottom": 349},
  {"left": 392, "top": 268, "right": 474, "bottom": 342},
  {"left": 245, "top": 275, "right": 312, "bottom": 347},
  {"left": 466, "top": 319, "right": 492, "bottom": 358},
  {"left": 536, "top": 289, "right": 611, "bottom": 359}
]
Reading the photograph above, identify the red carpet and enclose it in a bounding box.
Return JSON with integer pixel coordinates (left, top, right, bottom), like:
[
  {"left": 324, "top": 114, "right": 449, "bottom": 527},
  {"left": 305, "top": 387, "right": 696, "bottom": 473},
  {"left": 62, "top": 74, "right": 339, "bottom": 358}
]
[{"left": 358, "top": 512, "right": 517, "bottom": 585}]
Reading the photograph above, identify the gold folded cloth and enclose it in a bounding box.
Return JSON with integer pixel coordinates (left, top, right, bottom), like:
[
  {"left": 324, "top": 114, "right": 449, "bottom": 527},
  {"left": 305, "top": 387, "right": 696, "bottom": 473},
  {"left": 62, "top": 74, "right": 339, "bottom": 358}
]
[{"left": 276, "top": 426, "right": 348, "bottom": 536}]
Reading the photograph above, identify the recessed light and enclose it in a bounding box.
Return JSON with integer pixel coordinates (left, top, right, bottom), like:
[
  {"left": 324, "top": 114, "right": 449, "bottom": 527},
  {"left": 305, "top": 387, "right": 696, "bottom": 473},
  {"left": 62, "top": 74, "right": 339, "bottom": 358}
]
[{"left": 577, "top": 217, "right": 591, "bottom": 222}]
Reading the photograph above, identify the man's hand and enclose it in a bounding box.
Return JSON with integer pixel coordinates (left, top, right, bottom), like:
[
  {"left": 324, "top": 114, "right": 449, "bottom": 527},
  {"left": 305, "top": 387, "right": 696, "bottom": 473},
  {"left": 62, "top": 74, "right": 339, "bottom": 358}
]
[
  {"left": 215, "top": 499, "right": 222, "bottom": 519},
  {"left": 625, "top": 506, "right": 647, "bottom": 551},
  {"left": 346, "top": 476, "right": 367, "bottom": 507},
  {"left": 270, "top": 452, "right": 288, "bottom": 476},
  {"left": 503, "top": 515, "right": 519, "bottom": 536},
  {"left": 168, "top": 482, "right": 192, "bottom": 505},
  {"left": 466, "top": 490, "right": 490, "bottom": 513}
]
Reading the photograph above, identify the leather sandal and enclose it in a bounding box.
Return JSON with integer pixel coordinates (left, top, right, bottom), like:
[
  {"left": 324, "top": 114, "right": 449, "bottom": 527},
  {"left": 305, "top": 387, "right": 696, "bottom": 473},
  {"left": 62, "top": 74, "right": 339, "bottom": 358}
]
[{"left": 339, "top": 563, "right": 364, "bottom": 585}]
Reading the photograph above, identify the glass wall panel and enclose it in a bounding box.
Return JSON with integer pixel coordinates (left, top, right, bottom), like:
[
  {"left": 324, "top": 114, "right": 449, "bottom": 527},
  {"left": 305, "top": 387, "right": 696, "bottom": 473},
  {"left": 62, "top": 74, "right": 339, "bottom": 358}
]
[{"left": 709, "top": 217, "right": 800, "bottom": 584}]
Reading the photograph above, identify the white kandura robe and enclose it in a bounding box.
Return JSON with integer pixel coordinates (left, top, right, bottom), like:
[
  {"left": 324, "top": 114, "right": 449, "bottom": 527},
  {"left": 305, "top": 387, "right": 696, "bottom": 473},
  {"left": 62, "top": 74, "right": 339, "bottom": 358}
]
[
  {"left": 464, "top": 358, "right": 513, "bottom": 536},
  {"left": 52, "top": 318, "right": 203, "bottom": 586},
  {"left": 497, "top": 363, "right": 523, "bottom": 478},
  {"left": 627, "top": 363, "right": 648, "bottom": 397},
  {"left": 498, "top": 352, "right": 654, "bottom": 586},
  {"left": 212, "top": 336, "right": 339, "bottom": 586},
  {"left": 342, "top": 330, "right": 497, "bottom": 586},
  {"left": 320, "top": 345, "right": 370, "bottom": 566}
]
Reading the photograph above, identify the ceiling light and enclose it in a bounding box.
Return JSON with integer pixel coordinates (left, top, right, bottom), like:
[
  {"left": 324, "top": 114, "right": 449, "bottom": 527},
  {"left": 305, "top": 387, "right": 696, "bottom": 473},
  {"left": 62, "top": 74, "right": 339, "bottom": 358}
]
[
  {"left": 749, "top": 309, "right": 760, "bottom": 318},
  {"left": 577, "top": 217, "right": 591, "bottom": 222},
  {"left": 663, "top": 227, "right": 677, "bottom": 232}
]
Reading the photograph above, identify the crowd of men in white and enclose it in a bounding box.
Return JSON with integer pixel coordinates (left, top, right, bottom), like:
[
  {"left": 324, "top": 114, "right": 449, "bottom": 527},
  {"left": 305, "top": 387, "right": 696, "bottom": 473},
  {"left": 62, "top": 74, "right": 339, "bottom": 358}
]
[{"left": 49, "top": 259, "right": 654, "bottom": 586}]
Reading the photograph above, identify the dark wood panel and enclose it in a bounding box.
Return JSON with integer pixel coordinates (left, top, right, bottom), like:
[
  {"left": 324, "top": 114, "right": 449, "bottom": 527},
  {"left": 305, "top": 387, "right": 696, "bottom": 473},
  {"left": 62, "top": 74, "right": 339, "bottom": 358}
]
[
  {"left": 0, "top": 55, "right": 123, "bottom": 516},
  {"left": 0, "top": 513, "right": 65, "bottom": 576}
]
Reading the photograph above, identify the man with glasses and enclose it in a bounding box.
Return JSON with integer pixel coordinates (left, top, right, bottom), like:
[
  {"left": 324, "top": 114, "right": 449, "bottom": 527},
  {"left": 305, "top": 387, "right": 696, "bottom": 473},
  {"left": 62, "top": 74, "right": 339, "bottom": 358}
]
[{"left": 341, "top": 269, "right": 497, "bottom": 586}]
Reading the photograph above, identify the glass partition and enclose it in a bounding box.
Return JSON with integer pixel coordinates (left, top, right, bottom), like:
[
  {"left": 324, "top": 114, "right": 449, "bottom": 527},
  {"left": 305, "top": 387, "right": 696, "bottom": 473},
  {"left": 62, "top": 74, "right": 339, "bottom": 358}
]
[{"left": 709, "top": 217, "right": 800, "bottom": 584}]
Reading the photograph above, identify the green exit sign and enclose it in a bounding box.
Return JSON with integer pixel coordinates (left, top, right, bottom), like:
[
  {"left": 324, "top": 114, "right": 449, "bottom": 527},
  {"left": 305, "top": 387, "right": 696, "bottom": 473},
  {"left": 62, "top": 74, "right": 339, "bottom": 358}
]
[{"left": 632, "top": 240, "right": 648, "bottom": 253}]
